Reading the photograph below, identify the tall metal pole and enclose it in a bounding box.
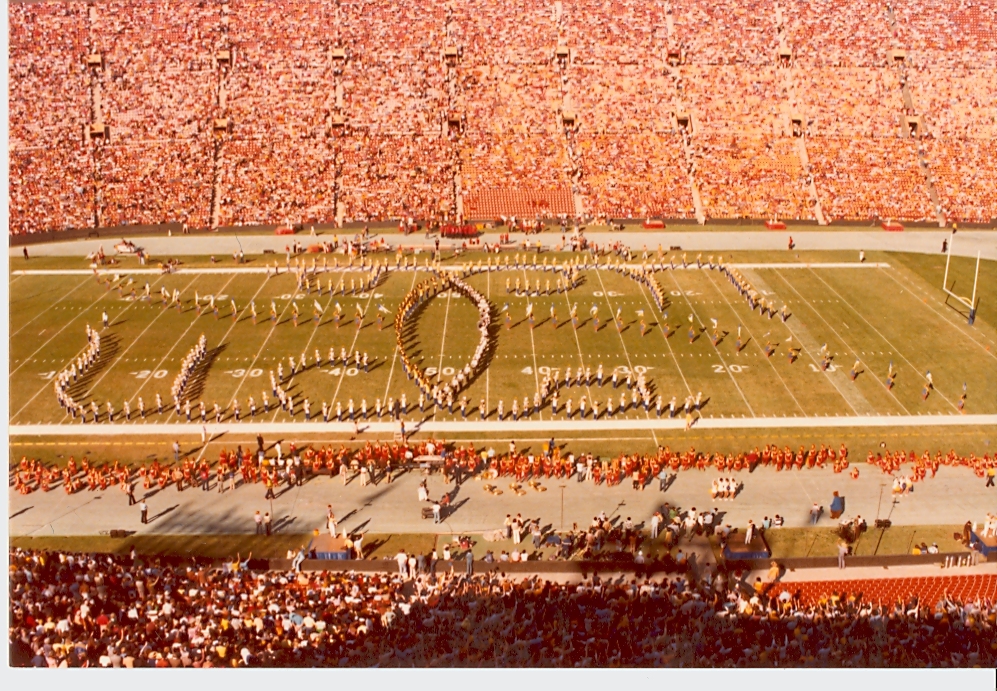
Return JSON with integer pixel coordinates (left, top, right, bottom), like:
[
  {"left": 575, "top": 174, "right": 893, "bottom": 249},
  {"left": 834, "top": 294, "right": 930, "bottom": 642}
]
[
  {"left": 970, "top": 250, "right": 981, "bottom": 308},
  {"left": 942, "top": 232, "right": 954, "bottom": 290}
]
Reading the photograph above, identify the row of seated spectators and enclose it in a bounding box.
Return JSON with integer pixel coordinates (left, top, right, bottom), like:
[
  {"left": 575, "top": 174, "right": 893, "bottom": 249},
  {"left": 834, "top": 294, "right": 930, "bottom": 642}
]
[
  {"left": 808, "top": 137, "right": 935, "bottom": 222},
  {"left": 671, "top": 0, "right": 776, "bottom": 66},
  {"left": 679, "top": 66, "right": 786, "bottom": 137},
  {"left": 892, "top": 0, "right": 997, "bottom": 63},
  {"left": 6, "top": 0, "right": 992, "bottom": 233},
  {"left": 567, "top": 66, "right": 672, "bottom": 134},
  {"left": 907, "top": 65, "right": 997, "bottom": 139},
  {"left": 781, "top": 0, "right": 892, "bottom": 68},
  {"left": 338, "top": 134, "right": 457, "bottom": 223},
  {"left": 578, "top": 132, "right": 695, "bottom": 219},
  {"left": 924, "top": 139, "right": 997, "bottom": 224},
  {"left": 451, "top": 0, "right": 556, "bottom": 66},
  {"left": 8, "top": 0, "right": 92, "bottom": 234},
  {"left": 458, "top": 63, "right": 574, "bottom": 218},
  {"left": 794, "top": 67, "right": 903, "bottom": 138},
  {"left": 693, "top": 136, "right": 814, "bottom": 221},
  {"left": 563, "top": 0, "right": 668, "bottom": 65},
  {"left": 10, "top": 547, "right": 996, "bottom": 668},
  {"left": 216, "top": 137, "right": 338, "bottom": 227},
  {"left": 91, "top": 0, "right": 219, "bottom": 232}
]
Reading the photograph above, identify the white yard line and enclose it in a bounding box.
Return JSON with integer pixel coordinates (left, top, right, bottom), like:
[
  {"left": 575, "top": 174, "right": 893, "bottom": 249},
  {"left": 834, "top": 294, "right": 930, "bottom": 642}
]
[
  {"left": 10, "top": 261, "right": 892, "bottom": 277},
  {"left": 768, "top": 270, "right": 908, "bottom": 415},
  {"left": 381, "top": 270, "right": 421, "bottom": 403},
  {"left": 635, "top": 280, "right": 692, "bottom": 395},
  {"left": 327, "top": 285, "right": 379, "bottom": 413},
  {"left": 521, "top": 268, "right": 542, "bottom": 411},
  {"left": 485, "top": 269, "right": 490, "bottom": 417},
  {"left": 13, "top": 413, "right": 997, "bottom": 436},
  {"left": 430, "top": 285, "right": 454, "bottom": 422},
  {"left": 878, "top": 266, "right": 997, "bottom": 359},
  {"left": 10, "top": 276, "right": 174, "bottom": 422},
  {"left": 807, "top": 269, "right": 961, "bottom": 413},
  {"left": 593, "top": 269, "right": 658, "bottom": 444},
  {"left": 9, "top": 274, "right": 166, "bottom": 377},
  {"left": 667, "top": 270, "right": 756, "bottom": 417},
  {"left": 700, "top": 269, "right": 808, "bottom": 416},
  {"left": 558, "top": 269, "right": 594, "bottom": 407},
  {"left": 10, "top": 275, "right": 91, "bottom": 338},
  {"left": 65, "top": 275, "right": 203, "bottom": 422}
]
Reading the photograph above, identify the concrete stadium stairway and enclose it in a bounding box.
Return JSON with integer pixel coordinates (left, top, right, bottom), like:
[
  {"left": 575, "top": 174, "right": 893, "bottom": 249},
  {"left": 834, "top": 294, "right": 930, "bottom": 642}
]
[
  {"left": 775, "top": 6, "right": 828, "bottom": 226},
  {"left": 885, "top": 5, "right": 947, "bottom": 228},
  {"left": 85, "top": 4, "right": 101, "bottom": 230},
  {"left": 208, "top": 2, "right": 232, "bottom": 230},
  {"left": 662, "top": 61, "right": 706, "bottom": 224},
  {"left": 444, "top": 4, "right": 464, "bottom": 223},
  {"left": 554, "top": 2, "right": 585, "bottom": 220}
]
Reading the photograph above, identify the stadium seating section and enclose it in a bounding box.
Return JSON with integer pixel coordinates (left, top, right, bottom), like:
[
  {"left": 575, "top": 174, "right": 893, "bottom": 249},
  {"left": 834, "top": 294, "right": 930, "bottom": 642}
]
[{"left": 7, "top": 0, "right": 997, "bottom": 234}]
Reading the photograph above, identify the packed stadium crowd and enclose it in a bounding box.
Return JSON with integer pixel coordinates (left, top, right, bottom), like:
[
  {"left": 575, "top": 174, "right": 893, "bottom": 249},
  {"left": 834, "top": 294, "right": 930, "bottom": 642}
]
[
  {"left": 809, "top": 137, "right": 936, "bottom": 222},
  {"left": 10, "top": 546, "right": 997, "bottom": 668},
  {"left": 10, "top": 0, "right": 994, "bottom": 233},
  {"left": 693, "top": 136, "right": 813, "bottom": 221}
]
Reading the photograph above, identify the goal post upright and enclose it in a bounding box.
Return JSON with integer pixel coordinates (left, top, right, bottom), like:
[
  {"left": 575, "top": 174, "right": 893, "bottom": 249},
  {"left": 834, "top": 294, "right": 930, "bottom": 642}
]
[
  {"left": 968, "top": 250, "right": 980, "bottom": 326},
  {"left": 943, "top": 233, "right": 982, "bottom": 325},
  {"left": 942, "top": 231, "right": 954, "bottom": 292}
]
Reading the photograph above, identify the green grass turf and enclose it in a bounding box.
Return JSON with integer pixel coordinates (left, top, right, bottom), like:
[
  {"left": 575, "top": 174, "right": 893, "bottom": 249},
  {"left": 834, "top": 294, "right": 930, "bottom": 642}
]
[
  {"left": 10, "top": 527, "right": 964, "bottom": 561},
  {"left": 9, "top": 423, "right": 995, "bottom": 469},
  {"left": 8, "top": 532, "right": 436, "bottom": 561},
  {"left": 9, "top": 252, "right": 996, "bottom": 438},
  {"left": 761, "top": 525, "right": 968, "bottom": 559},
  {"left": 10, "top": 247, "right": 870, "bottom": 272}
]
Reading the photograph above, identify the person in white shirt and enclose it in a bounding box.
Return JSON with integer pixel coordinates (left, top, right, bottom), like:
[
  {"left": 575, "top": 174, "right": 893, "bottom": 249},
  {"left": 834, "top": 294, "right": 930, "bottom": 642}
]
[{"left": 745, "top": 520, "right": 756, "bottom": 545}]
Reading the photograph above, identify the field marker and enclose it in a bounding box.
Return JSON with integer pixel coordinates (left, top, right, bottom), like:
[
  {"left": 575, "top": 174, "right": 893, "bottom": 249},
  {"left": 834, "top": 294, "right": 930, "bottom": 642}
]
[
  {"left": 9, "top": 273, "right": 167, "bottom": 379},
  {"left": 10, "top": 274, "right": 175, "bottom": 422},
  {"left": 130, "top": 274, "right": 240, "bottom": 420},
  {"left": 666, "top": 270, "right": 755, "bottom": 417},
  {"left": 770, "top": 269, "right": 909, "bottom": 416},
  {"left": 10, "top": 275, "right": 91, "bottom": 338},
  {"left": 701, "top": 268, "right": 807, "bottom": 415},
  {"left": 807, "top": 268, "right": 961, "bottom": 413},
  {"left": 380, "top": 270, "right": 420, "bottom": 405}
]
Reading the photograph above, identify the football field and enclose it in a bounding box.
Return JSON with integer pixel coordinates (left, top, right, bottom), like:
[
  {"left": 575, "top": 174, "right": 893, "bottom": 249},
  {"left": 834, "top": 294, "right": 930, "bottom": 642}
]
[{"left": 9, "top": 250, "right": 997, "bottom": 439}]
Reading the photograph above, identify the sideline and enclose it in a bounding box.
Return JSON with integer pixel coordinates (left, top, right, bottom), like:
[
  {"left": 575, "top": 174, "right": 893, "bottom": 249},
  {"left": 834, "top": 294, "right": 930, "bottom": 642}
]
[
  {"left": 11, "top": 262, "right": 894, "bottom": 277},
  {"left": 10, "top": 413, "right": 997, "bottom": 437}
]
